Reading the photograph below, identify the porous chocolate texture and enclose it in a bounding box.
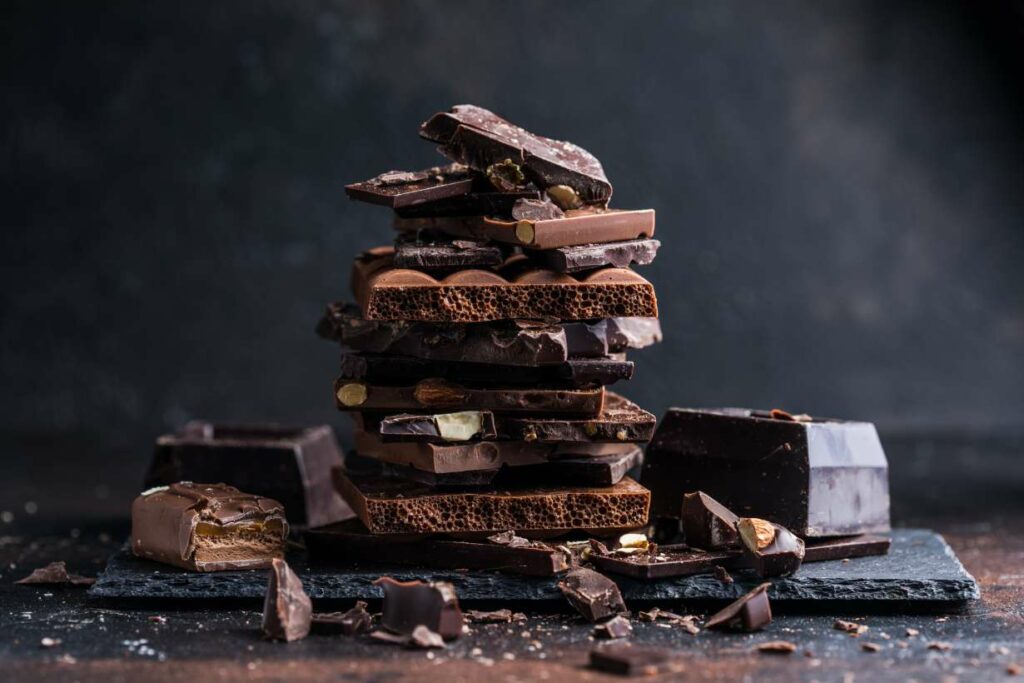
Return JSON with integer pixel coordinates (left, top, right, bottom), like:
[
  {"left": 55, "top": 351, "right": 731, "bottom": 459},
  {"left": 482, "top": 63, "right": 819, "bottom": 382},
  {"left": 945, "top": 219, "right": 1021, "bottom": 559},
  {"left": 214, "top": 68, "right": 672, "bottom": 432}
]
[
  {"left": 352, "top": 247, "right": 658, "bottom": 323},
  {"left": 334, "top": 469, "right": 651, "bottom": 537},
  {"left": 642, "top": 408, "right": 890, "bottom": 537},
  {"left": 374, "top": 577, "right": 464, "bottom": 640},
  {"left": 261, "top": 558, "right": 312, "bottom": 641}
]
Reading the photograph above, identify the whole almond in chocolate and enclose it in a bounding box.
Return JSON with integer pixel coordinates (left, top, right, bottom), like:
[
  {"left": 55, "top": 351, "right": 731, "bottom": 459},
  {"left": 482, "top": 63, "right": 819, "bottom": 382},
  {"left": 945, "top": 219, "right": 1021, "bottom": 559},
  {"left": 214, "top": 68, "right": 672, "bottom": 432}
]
[
  {"left": 737, "top": 518, "right": 805, "bottom": 577},
  {"left": 373, "top": 577, "right": 464, "bottom": 640},
  {"left": 703, "top": 582, "right": 773, "bottom": 632},
  {"left": 682, "top": 491, "right": 740, "bottom": 550},
  {"left": 558, "top": 568, "right": 627, "bottom": 622},
  {"left": 262, "top": 559, "right": 312, "bottom": 642}
]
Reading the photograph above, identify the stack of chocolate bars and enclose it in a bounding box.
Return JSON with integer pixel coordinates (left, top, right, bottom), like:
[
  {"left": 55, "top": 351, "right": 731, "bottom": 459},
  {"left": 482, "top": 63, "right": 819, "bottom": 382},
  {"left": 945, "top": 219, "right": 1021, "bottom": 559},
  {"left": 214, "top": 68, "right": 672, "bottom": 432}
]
[{"left": 317, "top": 105, "right": 662, "bottom": 540}]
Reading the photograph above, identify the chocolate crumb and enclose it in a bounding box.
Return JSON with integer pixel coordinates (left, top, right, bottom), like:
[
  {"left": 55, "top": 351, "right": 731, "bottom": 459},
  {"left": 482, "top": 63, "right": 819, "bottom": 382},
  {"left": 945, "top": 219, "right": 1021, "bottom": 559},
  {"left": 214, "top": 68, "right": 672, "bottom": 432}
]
[
  {"left": 905, "top": 627, "right": 919, "bottom": 637},
  {"left": 713, "top": 565, "right": 734, "bottom": 584},
  {"left": 16, "top": 561, "right": 95, "bottom": 586},
  {"left": 757, "top": 641, "right": 798, "bottom": 654},
  {"left": 834, "top": 619, "right": 868, "bottom": 635},
  {"left": 927, "top": 641, "right": 953, "bottom": 652},
  {"left": 861, "top": 642, "right": 882, "bottom": 653},
  {"left": 1007, "top": 663, "right": 1021, "bottom": 676}
]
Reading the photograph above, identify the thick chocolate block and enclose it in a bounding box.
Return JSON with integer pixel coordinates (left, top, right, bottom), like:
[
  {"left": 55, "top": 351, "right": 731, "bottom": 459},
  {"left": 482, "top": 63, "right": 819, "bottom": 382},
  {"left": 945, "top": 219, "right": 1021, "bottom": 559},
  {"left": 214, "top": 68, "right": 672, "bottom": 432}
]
[
  {"left": 334, "top": 377, "right": 605, "bottom": 416},
  {"left": 642, "top": 408, "right": 891, "bottom": 537},
  {"left": 131, "top": 483, "right": 288, "bottom": 572},
  {"left": 392, "top": 233, "right": 508, "bottom": 271},
  {"left": 344, "top": 164, "right": 473, "bottom": 208},
  {"left": 352, "top": 248, "right": 658, "bottom": 323},
  {"left": 420, "top": 104, "right": 612, "bottom": 206},
  {"left": 528, "top": 239, "right": 661, "bottom": 273},
  {"left": 144, "top": 422, "right": 351, "bottom": 528},
  {"left": 334, "top": 469, "right": 651, "bottom": 537}
]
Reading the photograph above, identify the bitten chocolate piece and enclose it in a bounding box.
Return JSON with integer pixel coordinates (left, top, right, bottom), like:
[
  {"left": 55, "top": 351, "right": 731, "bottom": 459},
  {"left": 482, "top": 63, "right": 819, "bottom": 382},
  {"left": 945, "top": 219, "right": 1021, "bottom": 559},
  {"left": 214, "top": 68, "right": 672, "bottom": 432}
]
[
  {"left": 312, "top": 601, "right": 373, "bottom": 635},
  {"left": 261, "top": 558, "right": 312, "bottom": 641},
  {"left": 335, "top": 469, "right": 650, "bottom": 536},
  {"left": 420, "top": 104, "right": 612, "bottom": 205},
  {"left": 334, "top": 378, "right": 605, "bottom": 416},
  {"left": 374, "top": 577, "right": 464, "bottom": 640},
  {"left": 131, "top": 483, "right": 288, "bottom": 572},
  {"left": 559, "top": 568, "right": 627, "bottom": 622},
  {"left": 394, "top": 208, "right": 655, "bottom": 250},
  {"left": 642, "top": 408, "right": 890, "bottom": 537},
  {"left": 589, "top": 645, "right": 683, "bottom": 677},
  {"left": 393, "top": 233, "right": 508, "bottom": 271},
  {"left": 682, "top": 491, "right": 740, "bottom": 550},
  {"left": 144, "top": 423, "right": 350, "bottom": 528},
  {"left": 703, "top": 582, "right": 773, "bottom": 632},
  {"left": 352, "top": 248, "right": 658, "bottom": 323},
  {"left": 493, "top": 392, "right": 657, "bottom": 443},
  {"left": 344, "top": 164, "right": 473, "bottom": 208},
  {"left": 737, "top": 518, "right": 806, "bottom": 577},
  {"left": 528, "top": 239, "right": 661, "bottom": 273}
]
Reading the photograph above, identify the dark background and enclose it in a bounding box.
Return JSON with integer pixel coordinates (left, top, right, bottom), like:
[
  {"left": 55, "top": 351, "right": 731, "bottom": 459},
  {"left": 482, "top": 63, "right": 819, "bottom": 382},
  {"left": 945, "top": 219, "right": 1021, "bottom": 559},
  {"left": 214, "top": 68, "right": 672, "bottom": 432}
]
[{"left": 2, "top": 1, "right": 1023, "bottom": 523}]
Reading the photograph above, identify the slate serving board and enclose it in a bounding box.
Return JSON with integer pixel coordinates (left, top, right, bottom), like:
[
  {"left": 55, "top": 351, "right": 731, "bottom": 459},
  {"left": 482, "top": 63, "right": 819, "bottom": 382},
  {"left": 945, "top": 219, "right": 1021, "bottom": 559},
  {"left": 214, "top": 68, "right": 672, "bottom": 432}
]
[{"left": 90, "top": 528, "right": 978, "bottom": 606}]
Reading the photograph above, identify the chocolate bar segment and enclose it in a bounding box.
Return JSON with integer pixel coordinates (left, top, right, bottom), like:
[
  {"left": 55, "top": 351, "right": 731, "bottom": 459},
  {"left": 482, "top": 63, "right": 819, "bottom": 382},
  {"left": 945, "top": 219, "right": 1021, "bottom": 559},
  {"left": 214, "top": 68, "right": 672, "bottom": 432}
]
[
  {"left": 262, "top": 558, "right": 312, "bottom": 641},
  {"left": 494, "top": 392, "right": 657, "bottom": 443},
  {"left": 344, "top": 164, "right": 473, "bottom": 208},
  {"left": 394, "top": 189, "right": 541, "bottom": 218},
  {"left": 558, "top": 568, "right": 627, "bottom": 622},
  {"left": 590, "top": 544, "right": 741, "bottom": 580},
  {"left": 144, "top": 423, "right": 350, "bottom": 528},
  {"left": 374, "top": 577, "right": 464, "bottom": 640},
  {"left": 804, "top": 534, "right": 891, "bottom": 561},
  {"left": 681, "top": 491, "right": 740, "bottom": 550},
  {"left": 528, "top": 239, "right": 661, "bottom": 273},
  {"left": 420, "top": 104, "right": 612, "bottom": 205},
  {"left": 376, "top": 410, "right": 498, "bottom": 442},
  {"left": 566, "top": 317, "right": 663, "bottom": 354},
  {"left": 642, "top": 408, "right": 890, "bottom": 537},
  {"left": 335, "top": 469, "right": 650, "bottom": 536},
  {"left": 703, "top": 582, "right": 772, "bottom": 632},
  {"left": 131, "top": 483, "right": 288, "bottom": 572},
  {"left": 393, "top": 233, "right": 508, "bottom": 271},
  {"left": 737, "top": 518, "right": 806, "bottom": 577}
]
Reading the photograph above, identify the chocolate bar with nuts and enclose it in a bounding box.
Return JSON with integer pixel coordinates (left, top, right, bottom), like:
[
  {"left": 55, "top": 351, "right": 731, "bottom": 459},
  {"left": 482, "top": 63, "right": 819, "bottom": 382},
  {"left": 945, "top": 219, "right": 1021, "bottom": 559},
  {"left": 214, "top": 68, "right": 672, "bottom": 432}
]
[
  {"left": 374, "top": 577, "right": 464, "bottom": 640},
  {"left": 344, "top": 164, "right": 474, "bottom": 209},
  {"left": 737, "top": 518, "right": 806, "bottom": 577}
]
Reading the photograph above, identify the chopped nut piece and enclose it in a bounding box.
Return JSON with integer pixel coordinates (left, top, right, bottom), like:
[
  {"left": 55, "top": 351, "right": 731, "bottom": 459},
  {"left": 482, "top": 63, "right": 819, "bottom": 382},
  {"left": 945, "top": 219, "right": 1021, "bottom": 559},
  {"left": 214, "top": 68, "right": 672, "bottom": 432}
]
[
  {"left": 861, "top": 642, "right": 882, "bottom": 652},
  {"left": 485, "top": 159, "right": 526, "bottom": 192},
  {"left": 738, "top": 518, "right": 776, "bottom": 549},
  {"left": 546, "top": 185, "right": 583, "bottom": 210}
]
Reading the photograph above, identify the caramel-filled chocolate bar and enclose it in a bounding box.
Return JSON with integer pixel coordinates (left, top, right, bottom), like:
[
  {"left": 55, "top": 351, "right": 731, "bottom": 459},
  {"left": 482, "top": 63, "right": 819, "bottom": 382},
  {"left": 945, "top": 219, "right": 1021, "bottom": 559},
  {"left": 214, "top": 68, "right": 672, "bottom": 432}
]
[
  {"left": 352, "top": 248, "right": 658, "bottom": 323},
  {"left": 344, "top": 164, "right": 473, "bottom": 208},
  {"left": 393, "top": 233, "right": 508, "bottom": 271},
  {"left": 131, "top": 483, "right": 288, "bottom": 572},
  {"left": 420, "top": 104, "right": 612, "bottom": 206},
  {"left": 393, "top": 208, "right": 655, "bottom": 250},
  {"left": 642, "top": 408, "right": 890, "bottom": 537},
  {"left": 334, "top": 469, "right": 650, "bottom": 536},
  {"left": 334, "top": 377, "right": 605, "bottom": 416},
  {"left": 340, "top": 352, "right": 634, "bottom": 387},
  {"left": 528, "top": 238, "right": 661, "bottom": 273},
  {"left": 144, "top": 422, "right": 351, "bottom": 528}
]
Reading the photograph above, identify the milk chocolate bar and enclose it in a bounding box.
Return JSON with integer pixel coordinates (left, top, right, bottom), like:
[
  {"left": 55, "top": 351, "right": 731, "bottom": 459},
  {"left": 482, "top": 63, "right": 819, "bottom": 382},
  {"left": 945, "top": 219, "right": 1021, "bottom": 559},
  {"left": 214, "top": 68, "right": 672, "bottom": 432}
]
[
  {"left": 374, "top": 577, "right": 464, "bottom": 640},
  {"left": 393, "top": 233, "right": 508, "bottom": 271},
  {"left": 527, "top": 239, "right": 661, "bottom": 273},
  {"left": 340, "top": 352, "right": 634, "bottom": 387},
  {"left": 344, "top": 164, "right": 473, "bottom": 209},
  {"left": 144, "top": 422, "right": 351, "bottom": 528},
  {"left": 420, "top": 104, "right": 612, "bottom": 205},
  {"left": 642, "top": 408, "right": 890, "bottom": 537},
  {"left": 334, "top": 377, "right": 605, "bottom": 415},
  {"left": 393, "top": 208, "right": 655, "bottom": 250},
  {"left": 335, "top": 469, "right": 650, "bottom": 536},
  {"left": 131, "top": 482, "right": 288, "bottom": 572},
  {"left": 352, "top": 248, "right": 658, "bottom": 322}
]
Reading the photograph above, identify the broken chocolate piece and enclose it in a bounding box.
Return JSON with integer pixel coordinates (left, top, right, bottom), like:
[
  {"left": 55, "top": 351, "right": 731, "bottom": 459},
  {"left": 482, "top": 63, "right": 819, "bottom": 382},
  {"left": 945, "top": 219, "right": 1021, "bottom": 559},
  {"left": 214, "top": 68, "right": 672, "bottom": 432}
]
[
  {"left": 589, "top": 645, "right": 682, "bottom": 676},
  {"left": 737, "top": 518, "right": 806, "bottom": 577},
  {"left": 261, "top": 558, "right": 312, "bottom": 642},
  {"left": 464, "top": 609, "right": 526, "bottom": 623},
  {"left": 804, "top": 534, "right": 891, "bottom": 561},
  {"left": 528, "top": 239, "right": 660, "bottom": 273},
  {"left": 409, "top": 625, "right": 446, "bottom": 649},
  {"left": 131, "top": 483, "right": 288, "bottom": 572},
  {"left": 312, "top": 601, "right": 374, "bottom": 636},
  {"left": 394, "top": 188, "right": 541, "bottom": 218},
  {"left": 594, "top": 615, "right": 633, "bottom": 639},
  {"left": 757, "top": 641, "right": 797, "bottom": 654},
  {"left": 590, "top": 544, "right": 741, "bottom": 580},
  {"left": 15, "top": 561, "right": 95, "bottom": 586},
  {"left": 494, "top": 392, "right": 657, "bottom": 443},
  {"left": 511, "top": 198, "right": 564, "bottom": 221},
  {"left": 558, "top": 568, "right": 627, "bottom": 622},
  {"left": 713, "top": 565, "right": 734, "bottom": 584},
  {"left": 833, "top": 619, "right": 868, "bottom": 635},
  {"left": 393, "top": 233, "right": 508, "bottom": 271},
  {"left": 374, "top": 577, "right": 464, "bottom": 640},
  {"left": 703, "top": 582, "right": 773, "bottom": 632},
  {"left": 345, "top": 164, "right": 473, "bottom": 209},
  {"left": 682, "top": 491, "right": 740, "bottom": 550},
  {"left": 567, "top": 317, "right": 663, "bottom": 355},
  {"left": 376, "top": 410, "right": 498, "bottom": 443}
]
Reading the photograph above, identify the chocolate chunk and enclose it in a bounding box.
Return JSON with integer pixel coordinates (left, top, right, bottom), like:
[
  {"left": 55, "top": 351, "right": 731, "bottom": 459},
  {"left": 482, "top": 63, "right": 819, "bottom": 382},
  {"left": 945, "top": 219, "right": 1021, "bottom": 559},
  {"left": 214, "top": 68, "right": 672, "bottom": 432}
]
[
  {"left": 334, "top": 378, "right": 605, "bottom": 416},
  {"left": 393, "top": 207, "right": 655, "bottom": 250},
  {"left": 494, "top": 392, "right": 657, "bottom": 443},
  {"left": 713, "top": 565, "right": 734, "bottom": 584},
  {"left": 334, "top": 469, "right": 650, "bottom": 536},
  {"left": 594, "top": 615, "right": 633, "bottom": 639},
  {"left": 394, "top": 188, "right": 541, "bottom": 218},
  {"left": 15, "top": 561, "right": 95, "bottom": 586},
  {"left": 562, "top": 317, "right": 663, "bottom": 355},
  {"left": 642, "top": 408, "right": 891, "bottom": 537},
  {"left": 304, "top": 519, "right": 570, "bottom": 576},
  {"left": 756, "top": 640, "right": 797, "bottom": 654},
  {"left": 528, "top": 239, "right": 660, "bottom": 273},
  {"left": 376, "top": 410, "right": 498, "bottom": 443},
  {"left": 345, "top": 164, "right": 473, "bottom": 208},
  {"left": 703, "top": 582, "right": 773, "bottom": 632},
  {"left": 589, "top": 645, "right": 682, "bottom": 677},
  {"left": 131, "top": 483, "right": 288, "bottom": 572},
  {"left": 737, "top": 518, "right": 806, "bottom": 577},
  {"left": 681, "top": 491, "right": 740, "bottom": 550},
  {"left": 408, "top": 625, "right": 446, "bottom": 649},
  {"left": 392, "top": 233, "right": 508, "bottom": 271},
  {"left": 558, "top": 568, "right": 627, "bottom": 622},
  {"left": 352, "top": 247, "right": 658, "bottom": 323},
  {"left": 590, "top": 544, "right": 741, "bottom": 580},
  {"left": 511, "top": 198, "right": 564, "bottom": 221},
  {"left": 144, "top": 423, "right": 350, "bottom": 528},
  {"left": 340, "top": 352, "right": 634, "bottom": 388},
  {"left": 420, "top": 104, "right": 612, "bottom": 206},
  {"left": 311, "top": 601, "right": 374, "bottom": 636},
  {"left": 464, "top": 609, "right": 526, "bottom": 623},
  {"left": 261, "top": 559, "right": 312, "bottom": 642},
  {"left": 804, "top": 534, "right": 891, "bottom": 561},
  {"left": 373, "top": 577, "right": 464, "bottom": 640}
]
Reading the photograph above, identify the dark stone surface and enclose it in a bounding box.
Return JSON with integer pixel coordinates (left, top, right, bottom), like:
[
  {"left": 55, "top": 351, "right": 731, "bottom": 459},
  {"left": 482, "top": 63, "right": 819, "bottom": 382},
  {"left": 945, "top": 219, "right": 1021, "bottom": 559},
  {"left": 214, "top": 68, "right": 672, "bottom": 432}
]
[{"left": 90, "top": 529, "right": 977, "bottom": 605}]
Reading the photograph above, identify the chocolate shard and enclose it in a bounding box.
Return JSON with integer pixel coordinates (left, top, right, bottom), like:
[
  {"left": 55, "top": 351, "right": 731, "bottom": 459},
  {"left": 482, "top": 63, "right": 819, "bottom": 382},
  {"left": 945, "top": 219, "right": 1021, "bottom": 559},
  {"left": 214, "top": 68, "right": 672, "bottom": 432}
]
[
  {"left": 511, "top": 198, "right": 564, "bottom": 221},
  {"left": 558, "top": 568, "right": 627, "bottom": 622},
  {"left": 804, "top": 534, "right": 891, "bottom": 561},
  {"left": 737, "top": 518, "right": 806, "bottom": 578},
  {"left": 344, "top": 164, "right": 474, "bottom": 209},
  {"left": 392, "top": 233, "right": 508, "bottom": 271},
  {"left": 642, "top": 408, "right": 891, "bottom": 537},
  {"left": 334, "top": 469, "right": 650, "bottom": 537},
  {"left": 589, "top": 543, "right": 741, "bottom": 581},
  {"left": 589, "top": 645, "right": 683, "bottom": 677},
  {"left": 528, "top": 239, "right": 661, "bottom": 273},
  {"left": 377, "top": 410, "right": 498, "bottom": 443},
  {"left": 494, "top": 392, "right": 657, "bottom": 443},
  {"left": 593, "top": 615, "right": 633, "bottom": 639},
  {"left": 15, "top": 561, "right": 95, "bottom": 586},
  {"left": 144, "top": 423, "right": 351, "bottom": 528},
  {"left": 311, "top": 601, "right": 374, "bottom": 636},
  {"left": 261, "top": 558, "right": 312, "bottom": 642},
  {"left": 420, "top": 104, "right": 612, "bottom": 206},
  {"left": 131, "top": 483, "right": 288, "bottom": 572},
  {"left": 703, "top": 582, "right": 773, "bottom": 632},
  {"left": 681, "top": 491, "right": 740, "bottom": 550},
  {"left": 373, "top": 577, "right": 464, "bottom": 640}
]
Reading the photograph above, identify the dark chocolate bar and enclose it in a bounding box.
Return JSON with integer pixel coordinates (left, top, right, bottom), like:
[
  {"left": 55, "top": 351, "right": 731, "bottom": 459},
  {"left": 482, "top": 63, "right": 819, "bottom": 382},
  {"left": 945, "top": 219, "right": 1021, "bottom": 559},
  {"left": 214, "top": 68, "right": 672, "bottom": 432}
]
[
  {"left": 562, "top": 317, "right": 663, "bottom": 356},
  {"left": 558, "top": 568, "right": 627, "bottom": 622},
  {"left": 131, "top": 483, "right": 288, "bottom": 572},
  {"left": 590, "top": 544, "right": 741, "bottom": 580},
  {"left": 392, "top": 233, "right": 508, "bottom": 271},
  {"left": 804, "top": 534, "right": 891, "bottom": 561},
  {"left": 394, "top": 189, "right": 541, "bottom": 218},
  {"left": 344, "top": 164, "right": 473, "bottom": 208},
  {"left": 144, "top": 422, "right": 351, "bottom": 528},
  {"left": 262, "top": 558, "right": 311, "bottom": 641},
  {"left": 736, "top": 518, "right": 806, "bottom": 577},
  {"left": 642, "top": 408, "right": 890, "bottom": 537},
  {"left": 420, "top": 104, "right": 612, "bottom": 206},
  {"left": 528, "top": 239, "right": 661, "bottom": 273},
  {"left": 375, "top": 410, "right": 499, "bottom": 442},
  {"left": 374, "top": 577, "right": 464, "bottom": 640},
  {"left": 334, "top": 469, "right": 651, "bottom": 536},
  {"left": 703, "top": 582, "right": 772, "bottom": 632}
]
